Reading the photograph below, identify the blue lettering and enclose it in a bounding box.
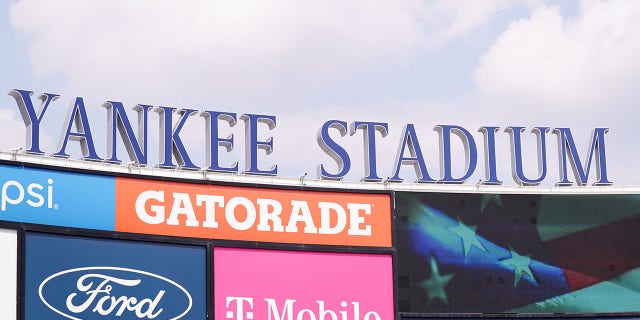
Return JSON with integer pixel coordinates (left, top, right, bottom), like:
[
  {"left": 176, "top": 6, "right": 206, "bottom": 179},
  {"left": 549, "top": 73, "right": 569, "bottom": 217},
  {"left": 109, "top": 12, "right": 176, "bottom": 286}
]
[
  {"left": 435, "top": 125, "right": 477, "bottom": 183},
  {"left": 317, "top": 120, "right": 351, "bottom": 180},
  {"left": 505, "top": 126, "right": 550, "bottom": 186},
  {"left": 241, "top": 114, "right": 277, "bottom": 175},
  {"left": 54, "top": 97, "right": 101, "bottom": 161},
  {"left": 479, "top": 126, "right": 502, "bottom": 185},
  {"left": 390, "top": 124, "right": 434, "bottom": 183},
  {"left": 201, "top": 111, "right": 238, "bottom": 173},
  {"left": 9, "top": 89, "right": 59, "bottom": 154},
  {"left": 351, "top": 121, "right": 388, "bottom": 182},
  {"left": 103, "top": 101, "right": 152, "bottom": 165},
  {"left": 554, "top": 127, "right": 612, "bottom": 186},
  {"left": 155, "top": 107, "right": 198, "bottom": 169}
]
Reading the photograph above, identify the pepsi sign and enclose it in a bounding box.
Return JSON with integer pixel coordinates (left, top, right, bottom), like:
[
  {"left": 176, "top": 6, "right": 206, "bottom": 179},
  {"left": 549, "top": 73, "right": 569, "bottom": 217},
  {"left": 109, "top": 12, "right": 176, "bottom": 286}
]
[
  {"left": 0, "top": 164, "right": 114, "bottom": 230},
  {"left": 25, "top": 233, "right": 205, "bottom": 320}
]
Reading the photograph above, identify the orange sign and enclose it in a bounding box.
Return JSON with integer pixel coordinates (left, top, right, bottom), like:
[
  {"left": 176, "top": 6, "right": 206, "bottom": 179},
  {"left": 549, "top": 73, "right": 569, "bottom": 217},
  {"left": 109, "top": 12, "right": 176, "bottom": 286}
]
[{"left": 115, "top": 178, "right": 391, "bottom": 247}]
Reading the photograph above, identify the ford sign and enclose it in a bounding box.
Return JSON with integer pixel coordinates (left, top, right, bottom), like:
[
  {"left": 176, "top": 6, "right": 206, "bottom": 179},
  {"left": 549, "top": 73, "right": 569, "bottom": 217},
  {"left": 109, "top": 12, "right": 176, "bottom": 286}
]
[{"left": 38, "top": 266, "right": 192, "bottom": 320}]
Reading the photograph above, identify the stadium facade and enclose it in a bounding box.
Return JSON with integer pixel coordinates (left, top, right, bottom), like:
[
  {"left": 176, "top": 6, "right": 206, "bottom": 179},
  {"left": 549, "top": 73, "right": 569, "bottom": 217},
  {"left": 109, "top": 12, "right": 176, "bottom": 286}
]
[{"left": 1, "top": 150, "right": 640, "bottom": 320}]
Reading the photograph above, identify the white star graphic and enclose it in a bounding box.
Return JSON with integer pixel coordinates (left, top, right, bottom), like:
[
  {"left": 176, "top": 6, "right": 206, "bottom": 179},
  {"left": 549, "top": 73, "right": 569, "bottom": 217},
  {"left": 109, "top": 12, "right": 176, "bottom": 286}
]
[
  {"left": 420, "top": 258, "right": 455, "bottom": 305},
  {"left": 499, "top": 247, "right": 537, "bottom": 287},
  {"left": 447, "top": 219, "right": 487, "bottom": 257}
]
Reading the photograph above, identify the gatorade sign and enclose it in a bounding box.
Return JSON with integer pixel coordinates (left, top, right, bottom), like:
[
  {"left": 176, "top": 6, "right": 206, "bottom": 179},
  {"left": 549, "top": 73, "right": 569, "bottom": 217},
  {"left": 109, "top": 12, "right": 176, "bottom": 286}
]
[{"left": 116, "top": 178, "right": 391, "bottom": 246}]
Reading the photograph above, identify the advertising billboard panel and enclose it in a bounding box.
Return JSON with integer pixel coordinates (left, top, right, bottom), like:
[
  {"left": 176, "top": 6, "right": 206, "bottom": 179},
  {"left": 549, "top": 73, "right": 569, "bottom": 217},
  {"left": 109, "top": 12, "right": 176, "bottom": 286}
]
[
  {"left": 214, "top": 247, "right": 394, "bottom": 320},
  {"left": 24, "top": 232, "right": 206, "bottom": 320},
  {"left": 116, "top": 177, "right": 392, "bottom": 246},
  {"left": 396, "top": 191, "right": 640, "bottom": 314},
  {"left": 401, "top": 318, "right": 640, "bottom": 320},
  {"left": 0, "top": 164, "right": 114, "bottom": 230},
  {"left": 0, "top": 228, "right": 16, "bottom": 319}
]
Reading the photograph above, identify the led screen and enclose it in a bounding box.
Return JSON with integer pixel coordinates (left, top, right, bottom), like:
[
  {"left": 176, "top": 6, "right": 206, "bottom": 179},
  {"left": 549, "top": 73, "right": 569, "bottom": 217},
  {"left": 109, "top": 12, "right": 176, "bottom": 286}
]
[{"left": 396, "top": 191, "right": 640, "bottom": 314}]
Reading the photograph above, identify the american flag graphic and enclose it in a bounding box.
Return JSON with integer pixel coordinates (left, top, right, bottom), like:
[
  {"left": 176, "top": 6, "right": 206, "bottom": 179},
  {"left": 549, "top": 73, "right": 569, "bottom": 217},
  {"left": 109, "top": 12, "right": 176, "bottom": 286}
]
[{"left": 396, "top": 192, "right": 640, "bottom": 314}]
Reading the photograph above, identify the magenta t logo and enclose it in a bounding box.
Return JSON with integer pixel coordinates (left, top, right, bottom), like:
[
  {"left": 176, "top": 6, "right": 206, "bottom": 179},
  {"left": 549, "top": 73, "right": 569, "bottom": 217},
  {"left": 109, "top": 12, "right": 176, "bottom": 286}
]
[{"left": 226, "top": 297, "right": 254, "bottom": 320}]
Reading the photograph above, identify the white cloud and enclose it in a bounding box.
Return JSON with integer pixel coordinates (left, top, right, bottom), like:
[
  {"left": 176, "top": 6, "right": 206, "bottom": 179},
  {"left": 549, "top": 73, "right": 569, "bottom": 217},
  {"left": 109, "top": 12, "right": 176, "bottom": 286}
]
[
  {"left": 0, "top": 108, "right": 26, "bottom": 151},
  {"left": 421, "top": 0, "right": 516, "bottom": 47},
  {"left": 10, "top": 0, "right": 423, "bottom": 106},
  {"left": 9, "top": 0, "right": 517, "bottom": 107},
  {"left": 474, "top": 0, "right": 640, "bottom": 117}
]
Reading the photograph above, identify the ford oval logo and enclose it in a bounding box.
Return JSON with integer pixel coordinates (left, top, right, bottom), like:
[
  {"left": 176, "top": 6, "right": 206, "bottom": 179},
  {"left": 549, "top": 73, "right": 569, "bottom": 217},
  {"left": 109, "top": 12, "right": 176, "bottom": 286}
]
[{"left": 38, "top": 266, "right": 192, "bottom": 320}]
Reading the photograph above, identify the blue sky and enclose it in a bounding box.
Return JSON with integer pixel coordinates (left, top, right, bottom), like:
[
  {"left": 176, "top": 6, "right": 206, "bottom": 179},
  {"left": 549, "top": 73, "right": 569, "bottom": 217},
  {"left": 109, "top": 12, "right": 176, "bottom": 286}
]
[{"left": 1, "top": 0, "right": 638, "bottom": 186}]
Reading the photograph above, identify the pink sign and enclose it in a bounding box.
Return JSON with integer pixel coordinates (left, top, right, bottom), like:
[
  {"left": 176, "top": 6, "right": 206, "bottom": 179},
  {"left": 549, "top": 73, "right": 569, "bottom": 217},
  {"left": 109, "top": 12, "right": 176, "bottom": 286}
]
[{"left": 214, "top": 247, "right": 394, "bottom": 320}]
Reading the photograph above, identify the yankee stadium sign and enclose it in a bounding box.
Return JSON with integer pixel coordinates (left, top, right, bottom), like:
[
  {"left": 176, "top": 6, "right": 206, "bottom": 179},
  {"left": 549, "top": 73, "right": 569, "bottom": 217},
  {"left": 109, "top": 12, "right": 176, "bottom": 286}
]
[{"left": 9, "top": 89, "right": 611, "bottom": 186}]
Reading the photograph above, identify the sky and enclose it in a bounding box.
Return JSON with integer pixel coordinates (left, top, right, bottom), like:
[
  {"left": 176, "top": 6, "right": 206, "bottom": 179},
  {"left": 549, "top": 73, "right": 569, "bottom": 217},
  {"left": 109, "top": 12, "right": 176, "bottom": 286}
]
[{"left": 0, "top": 0, "right": 639, "bottom": 187}]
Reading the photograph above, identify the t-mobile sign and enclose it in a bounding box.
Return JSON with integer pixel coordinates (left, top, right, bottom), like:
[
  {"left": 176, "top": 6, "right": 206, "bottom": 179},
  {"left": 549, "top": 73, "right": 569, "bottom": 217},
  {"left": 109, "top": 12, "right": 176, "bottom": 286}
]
[{"left": 214, "top": 247, "right": 394, "bottom": 320}]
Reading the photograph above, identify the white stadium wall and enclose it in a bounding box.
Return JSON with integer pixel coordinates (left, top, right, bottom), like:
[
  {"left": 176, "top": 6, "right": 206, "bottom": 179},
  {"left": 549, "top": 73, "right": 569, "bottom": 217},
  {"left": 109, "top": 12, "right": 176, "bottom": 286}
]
[{"left": 1, "top": 155, "right": 640, "bottom": 320}]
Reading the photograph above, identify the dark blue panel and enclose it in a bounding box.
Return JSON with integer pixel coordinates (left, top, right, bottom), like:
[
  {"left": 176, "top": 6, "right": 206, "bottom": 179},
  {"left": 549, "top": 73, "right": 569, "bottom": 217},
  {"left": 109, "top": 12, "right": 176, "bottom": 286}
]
[{"left": 25, "top": 233, "right": 206, "bottom": 320}]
